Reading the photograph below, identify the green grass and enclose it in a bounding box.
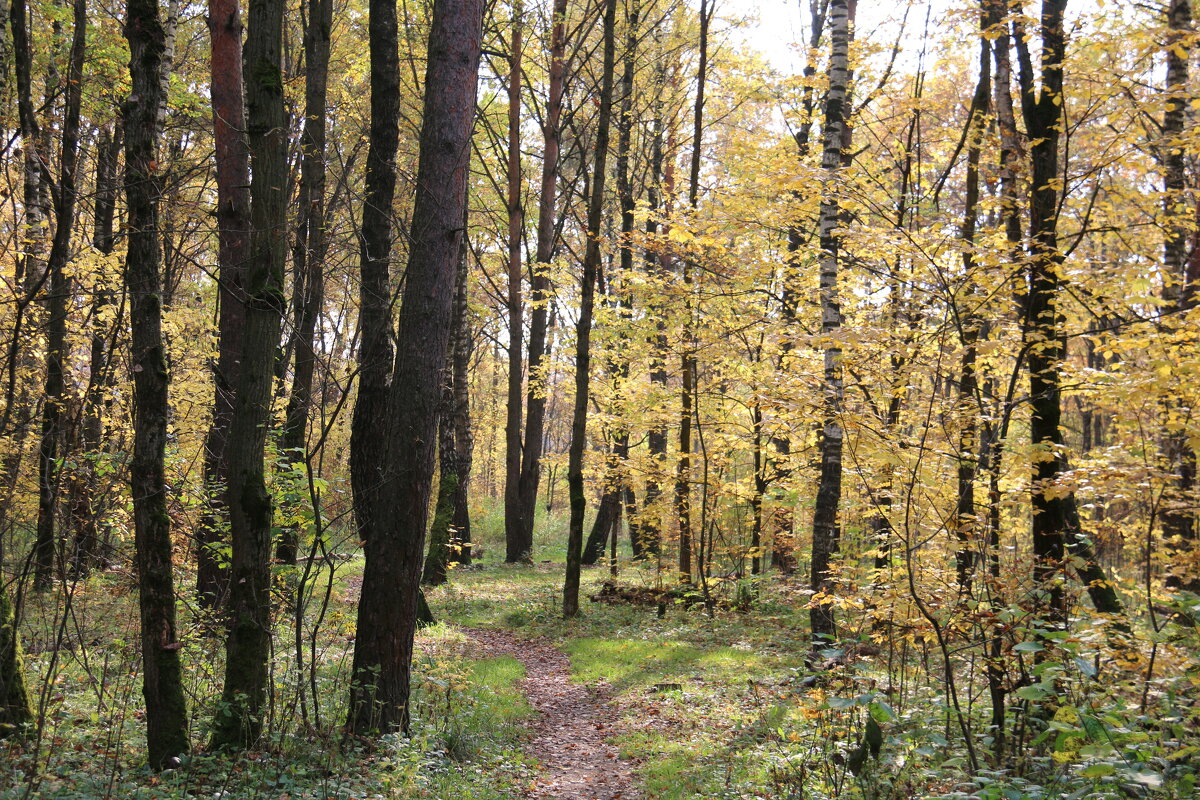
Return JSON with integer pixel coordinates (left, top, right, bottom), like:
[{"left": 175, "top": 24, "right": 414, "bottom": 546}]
[{"left": 7, "top": 503, "right": 1198, "bottom": 800}]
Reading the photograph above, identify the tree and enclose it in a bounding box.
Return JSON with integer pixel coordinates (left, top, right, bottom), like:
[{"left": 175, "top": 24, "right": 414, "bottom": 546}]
[
  {"left": 199, "top": 0, "right": 253, "bottom": 609},
  {"left": 347, "top": 0, "right": 483, "bottom": 736},
  {"left": 563, "top": 0, "right": 618, "bottom": 619},
  {"left": 30, "top": 0, "right": 86, "bottom": 591},
  {"left": 348, "top": 0, "right": 400, "bottom": 561},
  {"left": 210, "top": 0, "right": 288, "bottom": 750},
  {"left": 504, "top": 1, "right": 529, "bottom": 564},
  {"left": 424, "top": 220, "right": 473, "bottom": 586},
  {"left": 277, "top": 0, "right": 333, "bottom": 566},
  {"left": 515, "top": 0, "right": 571, "bottom": 556},
  {"left": 809, "top": 0, "right": 854, "bottom": 649},
  {"left": 123, "top": 0, "right": 190, "bottom": 767},
  {"left": 1162, "top": 0, "right": 1199, "bottom": 592}
]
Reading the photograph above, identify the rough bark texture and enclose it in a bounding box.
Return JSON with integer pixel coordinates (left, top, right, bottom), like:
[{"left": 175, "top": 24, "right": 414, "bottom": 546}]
[
  {"left": 0, "top": 584, "right": 32, "bottom": 737},
  {"left": 425, "top": 233, "right": 473, "bottom": 586},
  {"left": 210, "top": 0, "right": 287, "bottom": 750},
  {"left": 348, "top": 0, "right": 400, "bottom": 554},
  {"left": 450, "top": 240, "right": 475, "bottom": 567},
  {"left": 954, "top": 23, "right": 992, "bottom": 596},
  {"left": 33, "top": 0, "right": 87, "bottom": 591},
  {"left": 71, "top": 123, "right": 124, "bottom": 576},
  {"left": 199, "top": 0, "right": 253, "bottom": 608},
  {"left": 642, "top": 41, "right": 668, "bottom": 559},
  {"left": 564, "top": 0, "right": 618, "bottom": 619},
  {"left": 124, "top": 0, "right": 190, "bottom": 767},
  {"left": 676, "top": 0, "right": 711, "bottom": 584},
  {"left": 515, "top": 0, "right": 569, "bottom": 553},
  {"left": 1162, "top": 0, "right": 1199, "bottom": 591},
  {"left": 347, "top": 0, "right": 482, "bottom": 736},
  {"left": 809, "top": 0, "right": 853, "bottom": 649},
  {"left": 504, "top": 3, "right": 528, "bottom": 563},
  {"left": 1012, "top": 1, "right": 1124, "bottom": 621},
  {"left": 277, "top": 0, "right": 333, "bottom": 565},
  {"left": 1017, "top": 0, "right": 1071, "bottom": 626}
]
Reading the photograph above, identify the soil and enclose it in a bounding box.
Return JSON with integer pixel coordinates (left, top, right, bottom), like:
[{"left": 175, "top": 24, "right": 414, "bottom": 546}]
[{"left": 468, "top": 627, "right": 641, "bottom": 800}]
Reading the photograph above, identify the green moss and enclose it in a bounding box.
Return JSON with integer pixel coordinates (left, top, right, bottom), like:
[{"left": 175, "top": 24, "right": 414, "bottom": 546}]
[{"left": 0, "top": 585, "right": 33, "bottom": 736}]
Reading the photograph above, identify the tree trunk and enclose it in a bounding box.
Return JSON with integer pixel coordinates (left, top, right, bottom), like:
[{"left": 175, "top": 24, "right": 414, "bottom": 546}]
[
  {"left": 451, "top": 239, "right": 475, "bottom": 566},
  {"left": 1162, "top": 0, "right": 1199, "bottom": 592},
  {"left": 515, "top": 0, "right": 569, "bottom": 552},
  {"left": 347, "top": 0, "right": 482, "bottom": 736},
  {"left": 71, "top": 123, "right": 123, "bottom": 576},
  {"left": 677, "top": 0, "right": 711, "bottom": 585},
  {"left": 123, "top": 0, "right": 190, "bottom": 767},
  {"left": 348, "top": 0, "right": 400, "bottom": 556},
  {"left": 642, "top": 40, "right": 667, "bottom": 559},
  {"left": 0, "top": 583, "right": 32, "bottom": 738},
  {"left": 199, "top": 0, "right": 253, "bottom": 609},
  {"left": 564, "top": 0, "right": 618, "bottom": 619},
  {"left": 425, "top": 223, "right": 472, "bottom": 586},
  {"left": 277, "top": 0, "right": 333, "bottom": 565},
  {"left": 809, "top": 0, "right": 854, "bottom": 650},
  {"left": 1015, "top": 0, "right": 1071, "bottom": 628},
  {"left": 954, "top": 20, "right": 992, "bottom": 596},
  {"left": 210, "top": 0, "right": 287, "bottom": 749},
  {"left": 32, "top": 0, "right": 86, "bottom": 591},
  {"left": 504, "top": 3, "right": 529, "bottom": 563}
]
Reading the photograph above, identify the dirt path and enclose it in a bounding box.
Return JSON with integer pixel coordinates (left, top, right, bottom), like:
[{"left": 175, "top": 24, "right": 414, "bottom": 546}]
[{"left": 468, "top": 628, "right": 641, "bottom": 800}]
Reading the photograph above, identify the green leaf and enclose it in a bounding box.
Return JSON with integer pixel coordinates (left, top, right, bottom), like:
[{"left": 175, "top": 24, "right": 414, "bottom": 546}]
[{"left": 869, "top": 699, "right": 896, "bottom": 723}]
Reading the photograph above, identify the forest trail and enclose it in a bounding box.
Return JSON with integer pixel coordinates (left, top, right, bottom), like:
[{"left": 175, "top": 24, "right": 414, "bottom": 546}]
[{"left": 467, "top": 627, "right": 641, "bottom": 800}]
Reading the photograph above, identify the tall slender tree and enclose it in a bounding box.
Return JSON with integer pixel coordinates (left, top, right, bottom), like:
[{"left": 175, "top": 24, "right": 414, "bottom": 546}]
[
  {"left": 504, "top": 2, "right": 529, "bottom": 563},
  {"left": 1015, "top": 0, "right": 1072, "bottom": 627},
  {"left": 0, "top": 0, "right": 34, "bottom": 737},
  {"left": 516, "top": 0, "right": 571, "bottom": 553},
  {"left": 199, "top": 0, "right": 253, "bottom": 608},
  {"left": 1162, "top": 0, "right": 1198, "bottom": 592},
  {"left": 348, "top": 0, "right": 400, "bottom": 557},
  {"left": 32, "top": 0, "right": 87, "bottom": 590},
  {"left": 563, "top": 0, "right": 618, "bottom": 619},
  {"left": 809, "top": 0, "right": 854, "bottom": 649},
  {"left": 347, "top": 0, "right": 483, "bottom": 736},
  {"left": 676, "top": 0, "right": 712, "bottom": 583},
  {"left": 210, "top": 0, "right": 287, "bottom": 750},
  {"left": 277, "top": 0, "right": 333, "bottom": 565},
  {"left": 124, "top": 0, "right": 190, "bottom": 767}
]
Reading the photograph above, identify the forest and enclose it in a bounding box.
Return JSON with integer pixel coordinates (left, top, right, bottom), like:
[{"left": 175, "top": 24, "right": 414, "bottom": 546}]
[{"left": 0, "top": 0, "right": 1198, "bottom": 797}]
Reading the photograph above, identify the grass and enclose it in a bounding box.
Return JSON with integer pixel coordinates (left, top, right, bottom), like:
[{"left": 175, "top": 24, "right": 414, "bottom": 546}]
[{"left": 5, "top": 502, "right": 1199, "bottom": 799}]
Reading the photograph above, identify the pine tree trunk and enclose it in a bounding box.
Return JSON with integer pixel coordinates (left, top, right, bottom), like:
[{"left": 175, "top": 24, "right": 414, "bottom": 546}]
[
  {"left": 210, "top": 0, "right": 287, "bottom": 749},
  {"left": 1016, "top": 0, "right": 1071, "bottom": 627},
  {"left": 347, "top": 0, "right": 482, "bottom": 736},
  {"left": 425, "top": 228, "right": 472, "bottom": 585},
  {"left": 123, "top": 0, "right": 190, "bottom": 767},
  {"left": 199, "top": 0, "right": 253, "bottom": 609},
  {"left": 564, "top": 0, "right": 618, "bottom": 619},
  {"left": 349, "top": 0, "right": 400, "bottom": 554},
  {"left": 0, "top": 583, "right": 32, "bottom": 737},
  {"left": 953, "top": 22, "right": 992, "bottom": 596}
]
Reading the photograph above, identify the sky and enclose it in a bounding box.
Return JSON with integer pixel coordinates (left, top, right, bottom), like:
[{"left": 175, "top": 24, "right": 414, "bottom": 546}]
[{"left": 719, "top": 0, "right": 960, "bottom": 75}]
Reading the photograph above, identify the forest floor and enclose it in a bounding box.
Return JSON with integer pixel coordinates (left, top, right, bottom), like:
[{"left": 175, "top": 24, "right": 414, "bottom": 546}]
[
  {"left": 3, "top": 517, "right": 1195, "bottom": 799},
  {"left": 467, "top": 627, "right": 639, "bottom": 799}
]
